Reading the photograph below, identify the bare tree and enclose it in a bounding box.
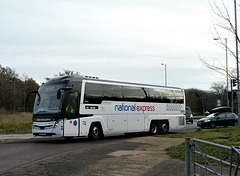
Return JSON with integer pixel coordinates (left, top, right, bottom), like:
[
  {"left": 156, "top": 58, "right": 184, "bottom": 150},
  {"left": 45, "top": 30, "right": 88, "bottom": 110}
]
[
  {"left": 211, "top": 81, "right": 227, "bottom": 104},
  {"left": 199, "top": 53, "right": 236, "bottom": 78},
  {"left": 200, "top": 0, "right": 238, "bottom": 79},
  {"left": 54, "top": 69, "right": 81, "bottom": 77},
  {"left": 45, "top": 69, "right": 81, "bottom": 81}
]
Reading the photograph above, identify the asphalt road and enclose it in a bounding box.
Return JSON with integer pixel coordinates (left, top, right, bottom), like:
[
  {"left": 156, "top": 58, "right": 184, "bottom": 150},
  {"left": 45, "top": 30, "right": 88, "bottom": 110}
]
[
  {"left": 0, "top": 121, "right": 199, "bottom": 175},
  {"left": 0, "top": 136, "right": 133, "bottom": 174},
  {"left": 171, "top": 119, "right": 200, "bottom": 133}
]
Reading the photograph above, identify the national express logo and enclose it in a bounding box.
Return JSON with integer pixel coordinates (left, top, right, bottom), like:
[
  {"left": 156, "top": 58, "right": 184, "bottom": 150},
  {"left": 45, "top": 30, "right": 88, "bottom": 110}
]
[{"left": 115, "top": 103, "right": 155, "bottom": 112}]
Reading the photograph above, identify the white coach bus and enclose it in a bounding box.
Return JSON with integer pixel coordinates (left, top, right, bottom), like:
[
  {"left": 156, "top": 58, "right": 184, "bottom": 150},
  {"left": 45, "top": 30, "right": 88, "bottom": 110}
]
[{"left": 27, "top": 75, "right": 186, "bottom": 139}]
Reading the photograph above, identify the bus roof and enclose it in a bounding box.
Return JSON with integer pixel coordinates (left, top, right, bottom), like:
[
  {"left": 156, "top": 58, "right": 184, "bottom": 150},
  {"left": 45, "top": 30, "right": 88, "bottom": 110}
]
[{"left": 44, "top": 74, "right": 183, "bottom": 90}]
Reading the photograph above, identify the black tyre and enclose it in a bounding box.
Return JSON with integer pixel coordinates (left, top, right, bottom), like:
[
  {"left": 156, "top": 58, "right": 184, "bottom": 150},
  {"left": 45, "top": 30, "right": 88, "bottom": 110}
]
[
  {"left": 88, "top": 123, "right": 103, "bottom": 140},
  {"left": 159, "top": 121, "right": 169, "bottom": 135},
  {"left": 149, "top": 121, "right": 159, "bottom": 135},
  {"left": 210, "top": 122, "right": 216, "bottom": 129}
]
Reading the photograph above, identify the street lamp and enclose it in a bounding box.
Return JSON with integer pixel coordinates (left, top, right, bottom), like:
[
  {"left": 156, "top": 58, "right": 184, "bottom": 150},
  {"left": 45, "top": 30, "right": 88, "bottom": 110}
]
[
  {"left": 234, "top": 0, "right": 240, "bottom": 126},
  {"left": 161, "top": 63, "right": 167, "bottom": 86},
  {"left": 214, "top": 38, "right": 229, "bottom": 107}
]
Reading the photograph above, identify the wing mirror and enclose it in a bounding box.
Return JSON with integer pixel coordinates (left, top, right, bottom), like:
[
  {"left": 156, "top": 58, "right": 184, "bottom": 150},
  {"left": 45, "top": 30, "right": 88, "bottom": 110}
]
[{"left": 25, "top": 90, "right": 40, "bottom": 111}]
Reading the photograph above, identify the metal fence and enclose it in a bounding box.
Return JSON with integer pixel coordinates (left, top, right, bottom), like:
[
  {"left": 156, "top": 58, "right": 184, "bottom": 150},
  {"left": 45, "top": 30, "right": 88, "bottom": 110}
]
[{"left": 185, "top": 138, "right": 240, "bottom": 176}]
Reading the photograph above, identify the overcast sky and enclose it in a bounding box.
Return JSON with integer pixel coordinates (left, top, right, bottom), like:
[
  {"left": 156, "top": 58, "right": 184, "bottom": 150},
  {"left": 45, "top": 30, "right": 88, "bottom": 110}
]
[{"left": 0, "top": 0, "right": 237, "bottom": 90}]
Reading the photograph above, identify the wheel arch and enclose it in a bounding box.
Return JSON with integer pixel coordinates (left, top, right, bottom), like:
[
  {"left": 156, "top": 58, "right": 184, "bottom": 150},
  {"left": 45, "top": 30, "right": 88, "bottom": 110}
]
[
  {"left": 88, "top": 121, "right": 104, "bottom": 139},
  {"left": 80, "top": 115, "right": 106, "bottom": 137}
]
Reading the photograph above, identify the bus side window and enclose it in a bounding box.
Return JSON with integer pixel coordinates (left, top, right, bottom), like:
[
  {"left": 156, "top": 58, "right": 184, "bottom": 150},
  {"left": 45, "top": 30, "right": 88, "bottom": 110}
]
[
  {"left": 122, "top": 86, "right": 139, "bottom": 102},
  {"left": 162, "top": 90, "right": 174, "bottom": 103},
  {"left": 174, "top": 90, "right": 184, "bottom": 103},
  {"left": 103, "top": 85, "right": 122, "bottom": 101},
  {"left": 84, "top": 83, "right": 103, "bottom": 104},
  {"left": 168, "top": 90, "right": 175, "bottom": 103},
  {"left": 148, "top": 88, "right": 162, "bottom": 102},
  {"left": 138, "top": 88, "right": 147, "bottom": 101}
]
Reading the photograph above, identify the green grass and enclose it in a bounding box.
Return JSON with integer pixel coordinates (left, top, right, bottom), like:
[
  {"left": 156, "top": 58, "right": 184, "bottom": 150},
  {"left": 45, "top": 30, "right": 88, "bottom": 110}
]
[
  {"left": 0, "top": 113, "right": 32, "bottom": 134},
  {"left": 159, "top": 127, "right": 240, "bottom": 164},
  {"left": 0, "top": 121, "right": 32, "bottom": 134}
]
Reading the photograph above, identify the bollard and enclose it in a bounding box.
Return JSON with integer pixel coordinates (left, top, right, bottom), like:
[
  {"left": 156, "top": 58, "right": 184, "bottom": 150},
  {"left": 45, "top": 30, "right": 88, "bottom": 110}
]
[{"left": 185, "top": 137, "right": 191, "bottom": 176}]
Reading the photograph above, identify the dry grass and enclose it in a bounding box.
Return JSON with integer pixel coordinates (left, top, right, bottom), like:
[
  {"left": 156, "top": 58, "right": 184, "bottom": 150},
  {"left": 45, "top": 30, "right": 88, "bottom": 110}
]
[
  {"left": 0, "top": 113, "right": 32, "bottom": 123},
  {"left": 0, "top": 113, "right": 32, "bottom": 134}
]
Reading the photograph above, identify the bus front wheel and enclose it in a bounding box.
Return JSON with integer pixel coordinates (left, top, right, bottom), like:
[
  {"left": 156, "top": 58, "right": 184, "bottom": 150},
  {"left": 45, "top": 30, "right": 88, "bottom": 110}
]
[{"left": 88, "top": 123, "right": 103, "bottom": 140}]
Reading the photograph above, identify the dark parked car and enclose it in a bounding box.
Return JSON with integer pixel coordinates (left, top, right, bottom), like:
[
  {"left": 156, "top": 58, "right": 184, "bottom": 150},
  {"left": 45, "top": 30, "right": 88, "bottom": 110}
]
[
  {"left": 197, "top": 112, "right": 238, "bottom": 129},
  {"left": 186, "top": 106, "right": 193, "bottom": 123}
]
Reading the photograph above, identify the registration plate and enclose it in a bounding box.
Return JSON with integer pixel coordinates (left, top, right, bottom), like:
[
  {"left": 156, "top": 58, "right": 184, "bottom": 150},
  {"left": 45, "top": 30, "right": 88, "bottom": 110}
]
[{"left": 39, "top": 133, "right": 46, "bottom": 136}]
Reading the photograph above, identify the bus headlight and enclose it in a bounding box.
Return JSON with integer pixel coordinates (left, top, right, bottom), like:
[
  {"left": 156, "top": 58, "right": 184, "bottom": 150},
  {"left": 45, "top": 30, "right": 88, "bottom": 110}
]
[{"left": 54, "top": 122, "right": 59, "bottom": 128}]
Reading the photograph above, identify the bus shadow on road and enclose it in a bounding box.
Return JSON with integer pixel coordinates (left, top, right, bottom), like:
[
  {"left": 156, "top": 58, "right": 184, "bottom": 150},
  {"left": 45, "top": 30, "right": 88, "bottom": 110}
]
[{"left": 14, "top": 133, "right": 149, "bottom": 144}]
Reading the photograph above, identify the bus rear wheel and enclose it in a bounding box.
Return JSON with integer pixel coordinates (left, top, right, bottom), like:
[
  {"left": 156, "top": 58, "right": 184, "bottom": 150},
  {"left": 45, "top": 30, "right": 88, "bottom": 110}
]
[
  {"left": 149, "top": 121, "right": 159, "bottom": 135},
  {"left": 159, "top": 121, "right": 169, "bottom": 134},
  {"left": 150, "top": 121, "right": 169, "bottom": 135},
  {"left": 89, "top": 123, "right": 103, "bottom": 140}
]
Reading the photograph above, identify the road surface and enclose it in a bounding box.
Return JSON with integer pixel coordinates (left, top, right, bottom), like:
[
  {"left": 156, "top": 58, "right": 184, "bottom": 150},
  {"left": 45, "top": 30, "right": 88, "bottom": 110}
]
[{"left": 0, "top": 121, "right": 199, "bottom": 175}]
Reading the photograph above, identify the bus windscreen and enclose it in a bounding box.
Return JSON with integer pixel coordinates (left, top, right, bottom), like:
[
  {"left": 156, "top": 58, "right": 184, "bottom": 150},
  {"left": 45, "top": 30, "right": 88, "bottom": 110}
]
[{"left": 33, "top": 84, "right": 64, "bottom": 114}]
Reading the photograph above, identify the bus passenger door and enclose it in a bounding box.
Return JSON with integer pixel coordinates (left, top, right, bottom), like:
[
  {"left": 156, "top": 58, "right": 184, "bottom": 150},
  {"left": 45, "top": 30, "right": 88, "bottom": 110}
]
[{"left": 63, "top": 92, "right": 79, "bottom": 137}]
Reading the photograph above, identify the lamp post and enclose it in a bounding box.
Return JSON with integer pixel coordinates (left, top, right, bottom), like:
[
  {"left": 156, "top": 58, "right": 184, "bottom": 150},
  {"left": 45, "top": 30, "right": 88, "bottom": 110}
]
[
  {"left": 214, "top": 38, "right": 229, "bottom": 107},
  {"left": 161, "top": 63, "right": 167, "bottom": 86},
  {"left": 234, "top": 0, "right": 240, "bottom": 125}
]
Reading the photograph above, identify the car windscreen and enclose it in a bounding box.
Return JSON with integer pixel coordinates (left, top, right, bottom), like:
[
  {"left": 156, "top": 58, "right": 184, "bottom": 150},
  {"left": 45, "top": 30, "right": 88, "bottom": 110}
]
[
  {"left": 206, "top": 113, "right": 216, "bottom": 118},
  {"left": 186, "top": 107, "right": 192, "bottom": 115}
]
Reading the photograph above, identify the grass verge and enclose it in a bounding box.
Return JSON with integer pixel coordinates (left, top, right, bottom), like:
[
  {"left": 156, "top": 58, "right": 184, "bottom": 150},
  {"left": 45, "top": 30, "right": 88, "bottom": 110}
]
[
  {"left": 193, "top": 116, "right": 205, "bottom": 120},
  {"left": 159, "top": 127, "right": 240, "bottom": 164},
  {"left": 0, "top": 113, "right": 32, "bottom": 134},
  {"left": 0, "top": 121, "right": 32, "bottom": 134}
]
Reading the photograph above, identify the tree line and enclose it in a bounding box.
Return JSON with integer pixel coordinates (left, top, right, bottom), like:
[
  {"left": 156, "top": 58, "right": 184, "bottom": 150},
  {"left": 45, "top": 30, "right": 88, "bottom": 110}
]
[
  {"left": 0, "top": 65, "right": 39, "bottom": 113},
  {"left": 185, "top": 86, "right": 227, "bottom": 116},
  {"left": 0, "top": 65, "right": 228, "bottom": 115}
]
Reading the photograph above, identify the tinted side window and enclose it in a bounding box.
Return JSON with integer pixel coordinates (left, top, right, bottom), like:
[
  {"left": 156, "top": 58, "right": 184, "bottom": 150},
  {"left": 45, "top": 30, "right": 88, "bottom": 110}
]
[
  {"left": 122, "top": 86, "right": 139, "bottom": 101},
  {"left": 226, "top": 113, "right": 232, "bottom": 118},
  {"left": 84, "top": 83, "right": 103, "bottom": 104},
  {"left": 138, "top": 88, "right": 147, "bottom": 101},
  {"left": 162, "top": 90, "right": 175, "bottom": 103},
  {"left": 226, "top": 113, "right": 237, "bottom": 118},
  {"left": 148, "top": 88, "right": 162, "bottom": 102},
  {"left": 217, "top": 113, "right": 225, "bottom": 119},
  {"left": 83, "top": 83, "right": 182, "bottom": 104},
  {"left": 175, "top": 90, "right": 184, "bottom": 103},
  {"left": 103, "top": 85, "right": 122, "bottom": 101}
]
